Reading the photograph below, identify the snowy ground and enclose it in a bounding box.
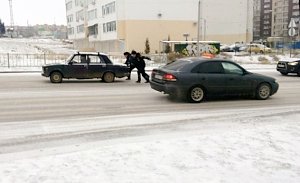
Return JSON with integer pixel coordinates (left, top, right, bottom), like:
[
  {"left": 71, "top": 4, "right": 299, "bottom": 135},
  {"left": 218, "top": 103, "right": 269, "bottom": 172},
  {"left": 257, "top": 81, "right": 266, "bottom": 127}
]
[
  {"left": 0, "top": 38, "right": 300, "bottom": 183},
  {"left": 0, "top": 107, "right": 299, "bottom": 183},
  {"left": 0, "top": 38, "right": 75, "bottom": 54}
]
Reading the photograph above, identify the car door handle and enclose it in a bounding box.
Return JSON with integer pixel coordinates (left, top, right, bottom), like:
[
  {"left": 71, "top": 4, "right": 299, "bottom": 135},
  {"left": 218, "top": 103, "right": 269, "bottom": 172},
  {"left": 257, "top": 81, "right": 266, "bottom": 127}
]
[
  {"left": 229, "top": 78, "right": 234, "bottom": 81},
  {"left": 201, "top": 78, "right": 206, "bottom": 80}
]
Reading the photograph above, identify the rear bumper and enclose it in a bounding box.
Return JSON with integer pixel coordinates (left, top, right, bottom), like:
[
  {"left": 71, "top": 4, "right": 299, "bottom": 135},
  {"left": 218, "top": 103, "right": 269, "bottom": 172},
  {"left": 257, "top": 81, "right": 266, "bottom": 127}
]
[{"left": 150, "top": 80, "right": 184, "bottom": 97}]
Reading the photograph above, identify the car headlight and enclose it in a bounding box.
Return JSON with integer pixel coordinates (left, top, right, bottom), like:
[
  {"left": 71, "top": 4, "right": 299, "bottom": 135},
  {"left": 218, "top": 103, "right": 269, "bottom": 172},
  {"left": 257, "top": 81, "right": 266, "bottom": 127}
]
[{"left": 288, "top": 62, "right": 299, "bottom": 66}]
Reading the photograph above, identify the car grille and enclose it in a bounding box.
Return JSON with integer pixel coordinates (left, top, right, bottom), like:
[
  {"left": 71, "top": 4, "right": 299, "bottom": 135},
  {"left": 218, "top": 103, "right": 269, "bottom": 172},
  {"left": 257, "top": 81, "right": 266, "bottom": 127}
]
[{"left": 277, "top": 62, "right": 287, "bottom": 69}]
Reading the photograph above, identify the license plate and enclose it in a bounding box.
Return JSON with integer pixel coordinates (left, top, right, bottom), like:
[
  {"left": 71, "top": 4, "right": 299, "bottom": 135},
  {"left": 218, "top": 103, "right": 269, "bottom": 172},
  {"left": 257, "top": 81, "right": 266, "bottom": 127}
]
[
  {"left": 154, "top": 74, "right": 163, "bottom": 80},
  {"left": 277, "top": 64, "right": 285, "bottom": 68}
]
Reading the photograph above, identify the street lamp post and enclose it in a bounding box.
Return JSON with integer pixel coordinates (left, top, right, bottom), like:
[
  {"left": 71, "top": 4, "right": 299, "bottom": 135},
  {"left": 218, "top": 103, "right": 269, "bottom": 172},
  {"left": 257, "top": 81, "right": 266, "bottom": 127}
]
[
  {"left": 197, "top": 0, "right": 201, "bottom": 56},
  {"left": 183, "top": 33, "right": 190, "bottom": 41},
  {"left": 202, "top": 18, "right": 206, "bottom": 41}
]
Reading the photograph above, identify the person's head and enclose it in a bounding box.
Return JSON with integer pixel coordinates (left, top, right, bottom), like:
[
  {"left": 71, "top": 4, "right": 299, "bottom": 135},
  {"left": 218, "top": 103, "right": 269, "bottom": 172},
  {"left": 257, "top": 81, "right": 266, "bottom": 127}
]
[
  {"left": 80, "top": 55, "right": 86, "bottom": 61},
  {"left": 136, "top": 52, "right": 141, "bottom": 58},
  {"left": 131, "top": 50, "right": 137, "bottom": 57},
  {"left": 123, "top": 51, "right": 130, "bottom": 58}
]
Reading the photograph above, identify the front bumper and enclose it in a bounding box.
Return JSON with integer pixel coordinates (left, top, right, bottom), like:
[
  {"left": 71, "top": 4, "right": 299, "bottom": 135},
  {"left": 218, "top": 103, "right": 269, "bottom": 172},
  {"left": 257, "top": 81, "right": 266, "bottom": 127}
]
[
  {"left": 277, "top": 63, "right": 299, "bottom": 73},
  {"left": 271, "top": 82, "right": 279, "bottom": 96},
  {"left": 41, "top": 73, "right": 49, "bottom": 77}
]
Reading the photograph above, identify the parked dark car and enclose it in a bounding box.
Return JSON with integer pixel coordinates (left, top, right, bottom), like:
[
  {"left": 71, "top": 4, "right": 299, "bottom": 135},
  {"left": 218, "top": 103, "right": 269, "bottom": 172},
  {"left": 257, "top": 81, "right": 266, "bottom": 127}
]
[
  {"left": 276, "top": 58, "right": 300, "bottom": 76},
  {"left": 42, "top": 52, "right": 129, "bottom": 83},
  {"left": 150, "top": 57, "right": 279, "bottom": 103}
]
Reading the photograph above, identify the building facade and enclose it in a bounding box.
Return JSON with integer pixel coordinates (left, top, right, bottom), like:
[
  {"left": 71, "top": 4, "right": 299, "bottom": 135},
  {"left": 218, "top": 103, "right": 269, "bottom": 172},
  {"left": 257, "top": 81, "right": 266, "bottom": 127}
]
[
  {"left": 253, "top": 0, "right": 272, "bottom": 41},
  {"left": 65, "top": 0, "right": 253, "bottom": 53},
  {"left": 254, "top": 0, "right": 299, "bottom": 42},
  {"left": 272, "top": 0, "right": 299, "bottom": 39}
]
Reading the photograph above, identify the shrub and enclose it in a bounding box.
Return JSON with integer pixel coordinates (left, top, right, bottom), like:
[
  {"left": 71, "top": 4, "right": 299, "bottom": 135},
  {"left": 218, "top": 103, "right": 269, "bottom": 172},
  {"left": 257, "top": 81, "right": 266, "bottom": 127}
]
[
  {"left": 167, "top": 52, "right": 185, "bottom": 63},
  {"left": 258, "top": 56, "right": 270, "bottom": 64}
]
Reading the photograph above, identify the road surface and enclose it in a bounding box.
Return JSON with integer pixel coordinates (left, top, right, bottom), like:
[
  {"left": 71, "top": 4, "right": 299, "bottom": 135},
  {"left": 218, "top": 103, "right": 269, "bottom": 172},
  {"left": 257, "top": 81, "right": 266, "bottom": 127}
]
[{"left": 0, "top": 70, "right": 299, "bottom": 154}]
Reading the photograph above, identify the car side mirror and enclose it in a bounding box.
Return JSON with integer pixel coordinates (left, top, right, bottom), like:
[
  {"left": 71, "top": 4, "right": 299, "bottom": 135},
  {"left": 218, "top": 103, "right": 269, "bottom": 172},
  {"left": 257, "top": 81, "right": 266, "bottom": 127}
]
[
  {"left": 68, "top": 61, "right": 73, "bottom": 65},
  {"left": 243, "top": 70, "right": 249, "bottom": 75}
]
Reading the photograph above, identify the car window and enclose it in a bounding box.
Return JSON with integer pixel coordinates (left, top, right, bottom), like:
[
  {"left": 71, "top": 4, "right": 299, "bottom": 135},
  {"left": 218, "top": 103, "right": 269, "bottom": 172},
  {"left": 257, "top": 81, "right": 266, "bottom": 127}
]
[
  {"left": 163, "top": 60, "right": 192, "bottom": 71},
  {"left": 89, "top": 55, "right": 102, "bottom": 64},
  {"left": 222, "top": 62, "right": 244, "bottom": 75},
  {"left": 70, "top": 55, "right": 84, "bottom": 64},
  {"left": 80, "top": 55, "right": 89, "bottom": 63},
  {"left": 192, "top": 62, "right": 224, "bottom": 74},
  {"left": 100, "top": 55, "right": 113, "bottom": 64}
]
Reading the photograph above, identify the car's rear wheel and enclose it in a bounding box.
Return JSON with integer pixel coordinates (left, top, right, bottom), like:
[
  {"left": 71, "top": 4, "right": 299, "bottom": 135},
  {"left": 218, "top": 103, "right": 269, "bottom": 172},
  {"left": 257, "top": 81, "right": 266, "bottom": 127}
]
[
  {"left": 188, "top": 86, "right": 205, "bottom": 103},
  {"left": 50, "top": 72, "right": 62, "bottom": 83},
  {"left": 297, "top": 71, "right": 300, "bottom": 76},
  {"left": 103, "top": 72, "right": 115, "bottom": 83},
  {"left": 256, "top": 83, "right": 271, "bottom": 100}
]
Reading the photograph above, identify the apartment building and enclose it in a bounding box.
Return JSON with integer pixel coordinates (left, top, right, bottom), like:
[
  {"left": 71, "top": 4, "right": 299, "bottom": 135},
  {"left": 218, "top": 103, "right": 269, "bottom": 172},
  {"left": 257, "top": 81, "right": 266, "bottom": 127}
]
[
  {"left": 253, "top": 0, "right": 300, "bottom": 42},
  {"left": 65, "top": 0, "right": 253, "bottom": 53},
  {"left": 253, "top": 0, "right": 272, "bottom": 41}
]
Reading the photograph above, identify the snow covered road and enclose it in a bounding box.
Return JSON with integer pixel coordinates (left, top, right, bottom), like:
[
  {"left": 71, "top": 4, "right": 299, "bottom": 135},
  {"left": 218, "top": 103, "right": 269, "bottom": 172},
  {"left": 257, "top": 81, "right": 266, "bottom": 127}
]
[{"left": 0, "top": 71, "right": 300, "bottom": 182}]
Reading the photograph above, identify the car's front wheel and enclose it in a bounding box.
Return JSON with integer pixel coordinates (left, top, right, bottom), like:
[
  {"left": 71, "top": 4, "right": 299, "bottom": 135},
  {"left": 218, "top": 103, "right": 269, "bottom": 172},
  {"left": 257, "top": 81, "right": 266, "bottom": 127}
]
[
  {"left": 256, "top": 83, "right": 271, "bottom": 100},
  {"left": 187, "top": 86, "right": 205, "bottom": 103},
  {"left": 103, "top": 72, "right": 115, "bottom": 83},
  {"left": 50, "top": 72, "right": 63, "bottom": 83}
]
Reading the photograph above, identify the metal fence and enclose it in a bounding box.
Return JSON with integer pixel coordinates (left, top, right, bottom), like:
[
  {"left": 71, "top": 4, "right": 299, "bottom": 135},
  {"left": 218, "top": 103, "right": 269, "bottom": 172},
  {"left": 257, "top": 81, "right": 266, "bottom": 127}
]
[
  {"left": 0, "top": 53, "right": 69, "bottom": 68},
  {"left": 0, "top": 53, "right": 168, "bottom": 69}
]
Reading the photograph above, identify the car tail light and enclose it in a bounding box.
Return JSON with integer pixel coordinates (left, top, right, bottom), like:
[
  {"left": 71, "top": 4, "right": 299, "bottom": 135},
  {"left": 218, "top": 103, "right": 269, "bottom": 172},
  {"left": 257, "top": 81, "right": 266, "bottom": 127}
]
[{"left": 163, "top": 73, "right": 177, "bottom": 81}]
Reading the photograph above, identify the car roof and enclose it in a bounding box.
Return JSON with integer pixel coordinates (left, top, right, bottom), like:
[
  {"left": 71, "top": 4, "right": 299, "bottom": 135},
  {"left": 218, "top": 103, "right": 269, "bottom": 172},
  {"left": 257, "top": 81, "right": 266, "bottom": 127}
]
[
  {"left": 180, "top": 57, "right": 234, "bottom": 63},
  {"left": 74, "top": 51, "right": 108, "bottom": 56}
]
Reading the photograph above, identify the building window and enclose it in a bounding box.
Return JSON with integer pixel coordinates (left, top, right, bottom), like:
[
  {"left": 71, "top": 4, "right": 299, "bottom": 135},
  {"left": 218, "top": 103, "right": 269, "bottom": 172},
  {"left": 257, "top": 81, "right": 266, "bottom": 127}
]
[
  {"left": 293, "top": 11, "right": 300, "bottom": 16},
  {"left": 88, "top": 9, "right": 97, "bottom": 21},
  {"left": 75, "top": 0, "right": 84, "bottom": 7},
  {"left": 77, "top": 24, "right": 84, "bottom": 33},
  {"left": 88, "top": 24, "right": 98, "bottom": 36},
  {"left": 68, "top": 27, "right": 74, "bottom": 35},
  {"left": 87, "top": 0, "right": 96, "bottom": 5},
  {"left": 103, "top": 21, "right": 116, "bottom": 33},
  {"left": 76, "top": 10, "right": 84, "bottom": 22},
  {"left": 66, "top": 1, "right": 72, "bottom": 11},
  {"left": 102, "top": 2, "right": 116, "bottom": 16},
  {"left": 67, "top": 15, "right": 73, "bottom": 23},
  {"left": 264, "top": 4, "right": 270, "bottom": 8}
]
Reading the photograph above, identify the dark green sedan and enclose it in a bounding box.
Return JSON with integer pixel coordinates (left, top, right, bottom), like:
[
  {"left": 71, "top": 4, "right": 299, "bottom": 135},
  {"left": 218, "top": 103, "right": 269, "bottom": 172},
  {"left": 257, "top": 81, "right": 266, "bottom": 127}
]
[
  {"left": 150, "top": 57, "right": 279, "bottom": 103},
  {"left": 42, "top": 52, "right": 129, "bottom": 83}
]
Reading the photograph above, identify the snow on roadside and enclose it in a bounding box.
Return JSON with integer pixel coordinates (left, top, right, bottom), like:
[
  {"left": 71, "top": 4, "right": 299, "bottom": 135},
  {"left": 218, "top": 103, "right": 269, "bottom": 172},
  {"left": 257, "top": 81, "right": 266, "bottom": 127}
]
[
  {"left": 0, "top": 38, "right": 75, "bottom": 54},
  {"left": 0, "top": 108, "right": 300, "bottom": 183}
]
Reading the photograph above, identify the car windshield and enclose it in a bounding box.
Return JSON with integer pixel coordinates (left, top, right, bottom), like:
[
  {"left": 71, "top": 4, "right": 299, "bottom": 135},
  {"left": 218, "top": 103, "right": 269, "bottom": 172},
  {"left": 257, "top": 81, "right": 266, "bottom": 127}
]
[{"left": 66, "top": 54, "right": 74, "bottom": 63}]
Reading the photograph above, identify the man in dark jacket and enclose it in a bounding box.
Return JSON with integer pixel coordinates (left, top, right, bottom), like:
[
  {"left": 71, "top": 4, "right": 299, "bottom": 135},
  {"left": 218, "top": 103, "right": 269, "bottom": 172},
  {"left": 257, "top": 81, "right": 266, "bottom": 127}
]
[
  {"left": 123, "top": 51, "right": 137, "bottom": 80},
  {"left": 135, "top": 52, "right": 150, "bottom": 83}
]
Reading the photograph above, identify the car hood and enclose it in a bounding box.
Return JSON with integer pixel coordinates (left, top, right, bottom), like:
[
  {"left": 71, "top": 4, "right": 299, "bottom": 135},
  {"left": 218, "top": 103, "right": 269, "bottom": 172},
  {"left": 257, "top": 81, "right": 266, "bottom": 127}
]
[{"left": 279, "top": 58, "right": 300, "bottom": 62}]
